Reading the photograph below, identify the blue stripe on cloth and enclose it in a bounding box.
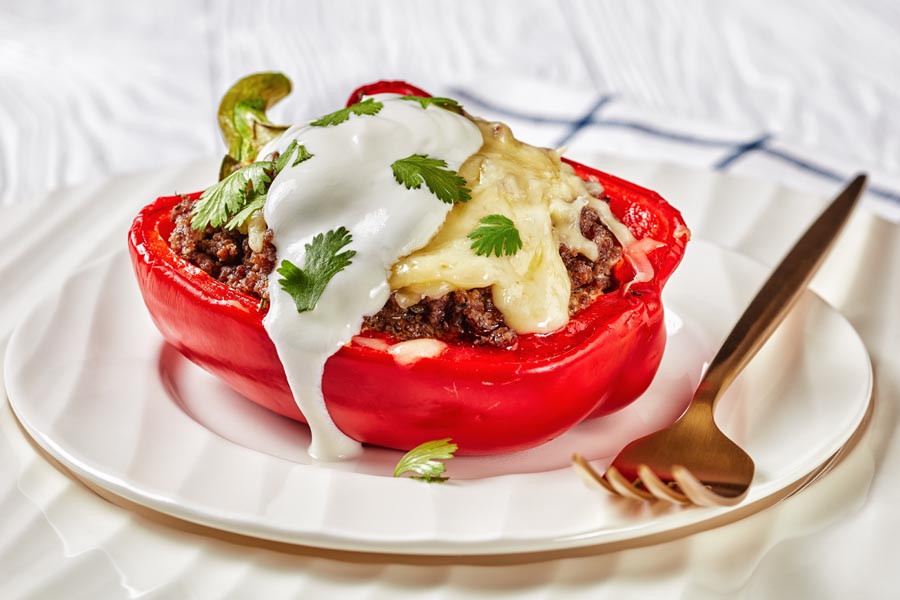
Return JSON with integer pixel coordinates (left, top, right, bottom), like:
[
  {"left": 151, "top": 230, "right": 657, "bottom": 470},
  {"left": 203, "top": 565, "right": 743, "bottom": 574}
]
[
  {"left": 594, "top": 119, "right": 747, "bottom": 147},
  {"left": 713, "top": 135, "right": 772, "bottom": 169},
  {"left": 554, "top": 95, "right": 614, "bottom": 148},
  {"left": 452, "top": 88, "right": 750, "bottom": 146},
  {"left": 760, "top": 147, "right": 900, "bottom": 205},
  {"left": 452, "top": 88, "right": 900, "bottom": 206},
  {"left": 449, "top": 88, "right": 577, "bottom": 125}
]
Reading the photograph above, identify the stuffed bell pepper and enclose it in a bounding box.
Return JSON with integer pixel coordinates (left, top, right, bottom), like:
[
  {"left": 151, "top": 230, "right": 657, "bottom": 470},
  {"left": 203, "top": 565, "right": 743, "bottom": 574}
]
[{"left": 128, "top": 74, "right": 689, "bottom": 460}]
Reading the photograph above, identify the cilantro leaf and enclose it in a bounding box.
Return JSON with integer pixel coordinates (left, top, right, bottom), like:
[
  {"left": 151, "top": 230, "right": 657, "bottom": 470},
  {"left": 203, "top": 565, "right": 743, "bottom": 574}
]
[
  {"left": 399, "top": 95, "right": 462, "bottom": 112},
  {"left": 292, "top": 144, "right": 314, "bottom": 166},
  {"left": 310, "top": 98, "right": 383, "bottom": 127},
  {"left": 224, "top": 196, "right": 266, "bottom": 230},
  {"left": 393, "top": 438, "right": 458, "bottom": 482},
  {"left": 193, "top": 141, "right": 314, "bottom": 231},
  {"left": 391, "top": 154, "right": 471, "bottom": 204},
  {"left": 191, "top": 162, "right": 273, "bottom": 230},
  {"left": 467, "top": 214, "right": 523, "bottom": 257},
  {"left": 276, "top": 227, "right": 356, "bottom": 313},
  {"left": 274, "top": 139, "right": 314, "bottom": 172}
]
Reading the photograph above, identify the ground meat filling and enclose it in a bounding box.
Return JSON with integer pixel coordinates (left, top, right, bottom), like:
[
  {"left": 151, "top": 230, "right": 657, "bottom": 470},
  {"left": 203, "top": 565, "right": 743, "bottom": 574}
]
[
  {"left": 169, "top": 198, "right": 276, "bottom": 300},
  {"left": 564, "top": 205, "right": 622, "bottom": 314},
  {"left": 168, "top": 198, "right": 623, "bottom": 347},
  {"left": 366, "top": 287, "right": 518, "bottom": 347}
]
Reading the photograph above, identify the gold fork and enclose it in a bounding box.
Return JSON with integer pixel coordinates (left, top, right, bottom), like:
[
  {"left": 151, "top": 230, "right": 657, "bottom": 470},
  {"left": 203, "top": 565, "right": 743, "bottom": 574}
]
[{"left": 573, "top": 174, "right": 867, "bottom": 507}]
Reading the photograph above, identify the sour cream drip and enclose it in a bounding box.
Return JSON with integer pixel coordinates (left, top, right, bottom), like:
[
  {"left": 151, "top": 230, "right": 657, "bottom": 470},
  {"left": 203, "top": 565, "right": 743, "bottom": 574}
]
[{"left": 260, "top": 95, "right": 482, "bottom": 460}]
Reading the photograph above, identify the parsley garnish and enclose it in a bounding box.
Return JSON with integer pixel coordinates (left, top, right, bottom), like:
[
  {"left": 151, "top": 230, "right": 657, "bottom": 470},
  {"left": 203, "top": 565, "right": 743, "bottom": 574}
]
[
  {"left": 191, "top": 141, "right": 313, "bottom": 231},
  {"left": 276, "top": 227, "right": 356, "bottom": 313},
  {"left": 391, "top": 154, "right": 471, "bottom": 204},
  {"left": 191, "top": 162, "right": 272, "bottom": 230},
  {"left": 399, "top": 95, "right": 462, "bottom": 111},
  {"left": 310, "top": 98, "right": 384, "bottom": 127},
  {"left": 393, "top": 438, "right": 458, "bottom": 482},
  {"left": 276, "top": 139, "right": 314, "bottom": 171},
  {"left": 225, "top": 196, "right": 266, "bottom": 230},
  {"left": 467, "top": 214, "right": 523, "bottom": 257}
]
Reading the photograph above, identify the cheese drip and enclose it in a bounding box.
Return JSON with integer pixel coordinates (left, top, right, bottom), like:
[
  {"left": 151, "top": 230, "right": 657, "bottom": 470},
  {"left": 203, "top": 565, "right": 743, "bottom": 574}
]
[{"left": 389, "top": 121, "right": 603, "bottom": 333}]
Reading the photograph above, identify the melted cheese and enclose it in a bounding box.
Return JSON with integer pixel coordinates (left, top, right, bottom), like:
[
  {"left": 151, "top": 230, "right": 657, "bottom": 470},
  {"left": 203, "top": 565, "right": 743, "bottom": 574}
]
[
  {"left": 389, "top": 121, "right": 602, "bottom": 333},
  {"left": 247, "top": 210, "right": 267, "bottom": 253}
]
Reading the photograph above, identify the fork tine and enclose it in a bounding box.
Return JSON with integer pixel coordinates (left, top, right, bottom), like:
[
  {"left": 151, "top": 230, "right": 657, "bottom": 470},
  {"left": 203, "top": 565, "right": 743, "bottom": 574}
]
[
  {"left": 672, "top": 465, "right": 745, "bottom": 507},
  {"left": 637, "top": 465, "right": 691, "bottom": 505},
  {"left": 605, "top": 466, "right": 656, "bottom": 501},
  {"left": 571, "top": 454, "right": 618, "bottom": 494}
]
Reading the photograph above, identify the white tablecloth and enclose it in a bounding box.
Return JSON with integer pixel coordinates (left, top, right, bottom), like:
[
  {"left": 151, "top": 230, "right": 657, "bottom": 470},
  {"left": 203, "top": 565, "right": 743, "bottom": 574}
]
[
  {"left": 2, "top": 1, "right": 899, "bottom": 215},
  {"left": 1, "top": 2, "right": 899, "bottom": 598}
]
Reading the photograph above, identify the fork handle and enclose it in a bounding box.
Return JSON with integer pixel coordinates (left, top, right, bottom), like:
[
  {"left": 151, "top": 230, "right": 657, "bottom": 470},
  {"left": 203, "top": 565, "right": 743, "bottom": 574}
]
[{"left": 695, "top": 174, "right": 866, "bottom": 406}]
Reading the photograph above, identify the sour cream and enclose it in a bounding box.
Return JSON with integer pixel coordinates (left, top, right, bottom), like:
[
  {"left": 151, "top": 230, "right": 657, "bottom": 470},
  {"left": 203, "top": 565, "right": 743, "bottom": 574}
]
[{"left": 259, "top": 95, "right": 483, "bottom": 460}]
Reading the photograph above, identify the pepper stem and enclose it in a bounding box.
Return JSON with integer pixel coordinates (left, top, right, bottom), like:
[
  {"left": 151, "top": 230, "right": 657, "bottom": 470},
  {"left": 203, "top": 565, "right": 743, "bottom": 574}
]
[{"left": 217, "top": 72, "right": 292, "bottom": 180}]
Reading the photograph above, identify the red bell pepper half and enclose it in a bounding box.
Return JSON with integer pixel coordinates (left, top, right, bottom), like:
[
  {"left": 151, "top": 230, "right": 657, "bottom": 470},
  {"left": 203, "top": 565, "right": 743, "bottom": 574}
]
[{"left": 128, "top": 81, "right": 689, "bottom": 455}]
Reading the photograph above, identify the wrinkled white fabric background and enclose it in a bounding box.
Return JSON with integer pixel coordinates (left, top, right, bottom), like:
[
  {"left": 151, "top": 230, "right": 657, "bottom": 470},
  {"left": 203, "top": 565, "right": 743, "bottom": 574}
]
[
  {"left": 1, "top": 1, "right": 898, "bottom": 209},
  {"left": 1, "top": 2, "right": 899, "bottom": 598}
]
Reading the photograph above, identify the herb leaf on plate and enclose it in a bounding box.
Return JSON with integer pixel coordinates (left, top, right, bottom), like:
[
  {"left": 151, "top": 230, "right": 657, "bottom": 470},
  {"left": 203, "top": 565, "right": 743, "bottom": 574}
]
[{"left": 393, "top": 438, "right": 458, "bottom": 482}]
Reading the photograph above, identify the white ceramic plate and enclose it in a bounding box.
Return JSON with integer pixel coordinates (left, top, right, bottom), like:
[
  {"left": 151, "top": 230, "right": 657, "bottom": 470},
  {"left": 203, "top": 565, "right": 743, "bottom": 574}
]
[{"left": 4, "top": 234, "right": 871, "bottom": 556}]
